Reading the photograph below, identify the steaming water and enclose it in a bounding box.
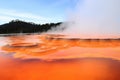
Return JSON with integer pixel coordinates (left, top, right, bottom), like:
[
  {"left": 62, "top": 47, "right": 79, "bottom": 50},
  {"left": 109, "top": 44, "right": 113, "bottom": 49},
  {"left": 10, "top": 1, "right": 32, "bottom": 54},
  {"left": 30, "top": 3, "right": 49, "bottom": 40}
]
[
  {"left": 0, "top": 1, "right": 120, "bottom": 79},
  {"left": 0, "top": 34, "right": 120, "bottom": 80},
  {"left": 56, "top": 0, "right": 120, "bottom": 38}
]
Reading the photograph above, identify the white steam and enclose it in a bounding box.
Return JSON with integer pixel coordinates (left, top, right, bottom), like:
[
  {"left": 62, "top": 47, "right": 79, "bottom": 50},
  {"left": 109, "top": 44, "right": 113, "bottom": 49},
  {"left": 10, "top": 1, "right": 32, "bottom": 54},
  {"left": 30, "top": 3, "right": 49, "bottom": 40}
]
[{"left": 57, "top": 0, "right": 120, "bottom": 38}]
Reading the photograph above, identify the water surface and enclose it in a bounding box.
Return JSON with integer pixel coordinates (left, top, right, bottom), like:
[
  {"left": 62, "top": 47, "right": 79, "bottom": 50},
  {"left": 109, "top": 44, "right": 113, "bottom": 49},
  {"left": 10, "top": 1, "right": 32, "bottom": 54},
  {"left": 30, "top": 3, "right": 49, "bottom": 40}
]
[{"left": 0, "top": 34, "right": 120, "bottom": 80}]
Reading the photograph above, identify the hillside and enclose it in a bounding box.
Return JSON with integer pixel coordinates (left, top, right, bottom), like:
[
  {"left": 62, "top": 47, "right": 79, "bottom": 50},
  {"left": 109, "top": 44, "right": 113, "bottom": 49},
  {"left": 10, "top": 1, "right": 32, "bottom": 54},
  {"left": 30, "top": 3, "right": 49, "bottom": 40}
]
[{"left": 0, "top": 20, "right": 63, "bottom": 34}]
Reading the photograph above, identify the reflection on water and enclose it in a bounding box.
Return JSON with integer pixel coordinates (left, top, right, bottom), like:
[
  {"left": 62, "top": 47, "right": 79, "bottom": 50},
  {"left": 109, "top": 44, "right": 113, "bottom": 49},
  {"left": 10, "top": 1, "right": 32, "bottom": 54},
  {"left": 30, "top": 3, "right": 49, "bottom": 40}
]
[{"left": 0, "top": 34, "right": 120, "bottom": 80}]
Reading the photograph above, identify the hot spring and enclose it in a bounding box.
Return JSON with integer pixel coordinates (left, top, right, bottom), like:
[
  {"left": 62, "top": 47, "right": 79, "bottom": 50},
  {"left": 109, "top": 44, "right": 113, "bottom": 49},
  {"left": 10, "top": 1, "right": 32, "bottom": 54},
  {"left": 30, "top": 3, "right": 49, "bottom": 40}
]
[{"left": 0, "top": 34, "right": 120, "bottom": 80}]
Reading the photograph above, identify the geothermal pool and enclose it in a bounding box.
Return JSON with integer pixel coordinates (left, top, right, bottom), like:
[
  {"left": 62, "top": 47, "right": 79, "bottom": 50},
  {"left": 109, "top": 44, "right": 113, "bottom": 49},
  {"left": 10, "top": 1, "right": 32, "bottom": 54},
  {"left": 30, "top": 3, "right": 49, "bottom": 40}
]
[{"left": 0, "top": 34, "right": 120, "bottom": 80}]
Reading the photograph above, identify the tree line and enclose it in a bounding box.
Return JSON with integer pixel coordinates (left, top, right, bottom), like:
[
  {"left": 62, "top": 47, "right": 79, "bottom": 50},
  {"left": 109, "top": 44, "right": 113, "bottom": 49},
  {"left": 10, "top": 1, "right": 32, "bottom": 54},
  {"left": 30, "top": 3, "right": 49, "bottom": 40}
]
[{"left": 0, "top": 20, "right": 63, "bottom": 34}]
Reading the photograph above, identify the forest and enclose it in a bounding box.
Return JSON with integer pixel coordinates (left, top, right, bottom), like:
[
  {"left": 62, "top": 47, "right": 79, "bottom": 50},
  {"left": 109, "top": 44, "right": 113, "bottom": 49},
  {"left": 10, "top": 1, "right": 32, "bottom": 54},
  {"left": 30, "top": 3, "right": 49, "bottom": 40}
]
[{"left": 0, "top": 20, "right": 63, "bottom": 34}]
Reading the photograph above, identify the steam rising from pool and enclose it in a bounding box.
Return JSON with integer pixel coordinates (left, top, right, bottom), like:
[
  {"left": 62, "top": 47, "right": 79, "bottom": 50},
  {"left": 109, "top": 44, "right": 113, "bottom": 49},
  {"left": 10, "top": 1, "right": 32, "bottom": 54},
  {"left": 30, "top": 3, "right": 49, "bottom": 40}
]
[{"left": 50, "top": 0, "right": 120, "bottom": 38}]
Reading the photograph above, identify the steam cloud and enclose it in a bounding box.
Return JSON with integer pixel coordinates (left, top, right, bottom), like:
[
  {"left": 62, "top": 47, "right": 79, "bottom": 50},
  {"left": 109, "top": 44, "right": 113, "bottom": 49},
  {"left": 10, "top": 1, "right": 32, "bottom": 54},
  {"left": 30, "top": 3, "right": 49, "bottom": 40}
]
[{"left": 51, "top": 0, "right": 120, "bottom": 38}]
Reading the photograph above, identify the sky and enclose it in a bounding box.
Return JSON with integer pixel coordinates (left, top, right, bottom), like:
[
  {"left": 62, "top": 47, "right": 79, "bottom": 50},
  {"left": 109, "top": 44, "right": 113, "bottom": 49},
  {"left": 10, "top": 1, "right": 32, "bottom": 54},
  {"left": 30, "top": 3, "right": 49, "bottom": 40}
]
[
  {"left": 62, "top": 0, "right": 120, "bottom": 38},
  {"left": 0, "top": 0, "right": 78, "bottom": 24},
  {"left": 0, "top": 0, "right": 119, "bottom": 37}
]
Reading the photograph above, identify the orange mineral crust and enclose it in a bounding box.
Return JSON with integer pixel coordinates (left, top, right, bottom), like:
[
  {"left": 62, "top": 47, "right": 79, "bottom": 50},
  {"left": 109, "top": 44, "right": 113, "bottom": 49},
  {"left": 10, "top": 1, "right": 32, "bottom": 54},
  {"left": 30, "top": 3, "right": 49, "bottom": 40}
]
[
  {"left": 0, "top": 56, "right": 120, "bottom": 80},
  {"left": 1, "top": 34, "right": 120, "bottom": 60},
  {"left": 0, "top": 34, "right": 120, "bottom": 80}
]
